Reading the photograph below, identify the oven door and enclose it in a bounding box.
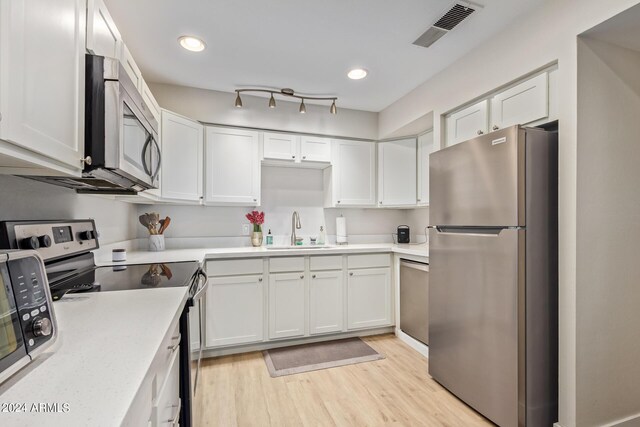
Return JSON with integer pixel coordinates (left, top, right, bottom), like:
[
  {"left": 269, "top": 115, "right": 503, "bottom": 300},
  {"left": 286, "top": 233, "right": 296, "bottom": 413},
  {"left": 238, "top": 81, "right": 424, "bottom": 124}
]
[
  {"left": 104, "top": 80, "right": 161, "bottom": 189},
  {"left": 0, "top": 261, "right": 29, "bottom": 385}
]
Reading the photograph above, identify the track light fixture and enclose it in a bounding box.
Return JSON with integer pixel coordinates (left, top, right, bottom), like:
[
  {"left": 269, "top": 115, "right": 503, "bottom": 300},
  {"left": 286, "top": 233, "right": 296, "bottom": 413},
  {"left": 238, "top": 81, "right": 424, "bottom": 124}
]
[{"left": 233, "top": 88, "right": 337, "bottom": 114}]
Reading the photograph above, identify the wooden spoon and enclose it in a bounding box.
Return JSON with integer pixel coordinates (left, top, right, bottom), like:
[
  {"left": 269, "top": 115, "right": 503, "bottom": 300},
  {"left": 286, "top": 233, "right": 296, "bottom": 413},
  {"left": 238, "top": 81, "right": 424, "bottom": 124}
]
[{"left": 158, "top": 216, "right": 171, "bottom": 234}]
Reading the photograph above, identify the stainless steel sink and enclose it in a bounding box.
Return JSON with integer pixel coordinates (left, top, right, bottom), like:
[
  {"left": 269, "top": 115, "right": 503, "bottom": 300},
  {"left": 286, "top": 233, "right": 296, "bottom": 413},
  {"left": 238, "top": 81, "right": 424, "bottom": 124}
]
[{"left": 265, "top": 245, "right": 334, "bottom": 250}]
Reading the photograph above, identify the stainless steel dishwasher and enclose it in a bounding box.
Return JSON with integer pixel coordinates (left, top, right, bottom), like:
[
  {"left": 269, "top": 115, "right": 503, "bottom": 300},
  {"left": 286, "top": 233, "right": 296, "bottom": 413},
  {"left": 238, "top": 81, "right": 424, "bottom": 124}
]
[{"left": 400, "top": 259, "right": 429, "bottom": 345}]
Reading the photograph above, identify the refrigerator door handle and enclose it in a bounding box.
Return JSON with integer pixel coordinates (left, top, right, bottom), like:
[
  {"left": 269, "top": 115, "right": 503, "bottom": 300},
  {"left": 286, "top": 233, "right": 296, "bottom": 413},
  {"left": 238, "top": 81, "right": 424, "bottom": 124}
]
[{"left": 435, "top": 226, "right": 505, "bottom": 236}]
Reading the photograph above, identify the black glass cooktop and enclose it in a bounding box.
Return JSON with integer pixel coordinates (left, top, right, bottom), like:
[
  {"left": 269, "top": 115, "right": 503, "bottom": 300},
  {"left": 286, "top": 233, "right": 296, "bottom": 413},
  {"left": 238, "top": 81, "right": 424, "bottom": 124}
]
[{"left": 49, "top": 261, "right": 200, "bottom": 300}]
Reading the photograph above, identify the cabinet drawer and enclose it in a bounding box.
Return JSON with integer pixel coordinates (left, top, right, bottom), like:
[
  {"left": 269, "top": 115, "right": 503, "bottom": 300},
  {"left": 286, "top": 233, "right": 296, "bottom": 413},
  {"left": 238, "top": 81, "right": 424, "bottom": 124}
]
[
  {"left": 347, "top": 253, "right": 391, "bottom": 269},
  {"left": 206, "top": 258, "right": 263, "bottom": 276},
  {"left": 269, "top": 257, "right": 305, "bottom": 273},
  {"left": 152, "top": 348, "right": 181, "bottom": 427},
  {"left": 310, "top": 255, "right": 343, "bottom": 271},
  {"left": 155, "top": 320, "right": 180, "bottom": 397}
]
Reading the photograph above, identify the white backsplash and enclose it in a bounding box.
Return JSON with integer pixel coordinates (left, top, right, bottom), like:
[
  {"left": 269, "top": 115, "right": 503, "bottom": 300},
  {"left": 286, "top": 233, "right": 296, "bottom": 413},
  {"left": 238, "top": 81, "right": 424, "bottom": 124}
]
[{"left": 137, "top": 166, "right": 429, "bottom": 244}]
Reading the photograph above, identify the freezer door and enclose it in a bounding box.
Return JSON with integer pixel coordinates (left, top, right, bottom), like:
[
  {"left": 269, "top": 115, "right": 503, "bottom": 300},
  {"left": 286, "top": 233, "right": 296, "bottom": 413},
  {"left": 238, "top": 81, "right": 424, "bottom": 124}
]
[
  {"left": 429, "top": 227, "right": 524, "bottom": 427},
  {"left": 430, "top": 126, "right": 525, "bottom": 227}
]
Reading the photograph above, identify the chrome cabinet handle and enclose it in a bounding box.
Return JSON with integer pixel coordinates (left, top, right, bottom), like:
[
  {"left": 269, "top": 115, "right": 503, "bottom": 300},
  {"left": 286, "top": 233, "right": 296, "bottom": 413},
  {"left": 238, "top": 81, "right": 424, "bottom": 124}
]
[
  {"left": 349, "top": 272, "right": 354, "bottom": 276},
  {"left": 167, "top": 334, "right": 181, "bottom": 352},
  {"left": 292, "top": 155, "right": 296, "bottom": 159},
  {"left": 253, "top": 198, "right": 257, "bottom": 202},
  {"left": 300, "top": 275, "right": 304, "bottom": 279},
  {"left": 258, "top": 277, "right": 263, "bottom": 282},
  {"left": 337, "top": 200, "right": 341, "bottom": 204},
  {"left": 477, "top": 130, "right": 484, "bottom": 135},
  {"left": 81, "top": 156, "right": 92, "bottom": 167},
  {"left": 492, "top": 125, "right": 499, "bottom": 131},
  {"left": 302, "top": 156, "right": 306, "bottom": 159},
  {"left": 312, "top": 274, "right": 316, "bottom": 279}
]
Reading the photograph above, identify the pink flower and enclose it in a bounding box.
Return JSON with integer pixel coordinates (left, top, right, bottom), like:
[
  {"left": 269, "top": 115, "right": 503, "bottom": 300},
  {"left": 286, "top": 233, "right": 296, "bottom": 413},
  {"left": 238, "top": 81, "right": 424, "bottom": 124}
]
[{"left": 245, "top": 211, "right": 265, "bottom": 225}]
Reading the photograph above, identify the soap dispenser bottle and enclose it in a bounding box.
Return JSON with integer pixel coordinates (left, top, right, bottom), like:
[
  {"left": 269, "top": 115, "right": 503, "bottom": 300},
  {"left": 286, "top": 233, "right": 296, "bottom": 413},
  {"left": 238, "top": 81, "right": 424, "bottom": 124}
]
[
  {"left": 266, "top": 229, "right": 273, "bottom": 246},
  {"left": 318, "top": 226, "right": 326, "bottom": 245}
]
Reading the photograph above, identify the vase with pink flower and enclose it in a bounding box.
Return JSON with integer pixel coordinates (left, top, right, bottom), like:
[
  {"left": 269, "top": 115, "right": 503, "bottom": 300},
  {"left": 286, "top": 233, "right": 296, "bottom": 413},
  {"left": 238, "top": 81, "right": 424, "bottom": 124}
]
[{"left": 245, "top": 210, "right": 265, "bottom": 247}]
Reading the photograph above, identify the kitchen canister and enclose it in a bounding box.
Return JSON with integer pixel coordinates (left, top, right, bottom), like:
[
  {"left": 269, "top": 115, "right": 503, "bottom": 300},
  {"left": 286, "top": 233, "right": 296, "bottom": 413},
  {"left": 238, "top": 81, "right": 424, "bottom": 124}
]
[
  {"left": 149, "top": 234, "right": 165, "bottom": 252},
  {"left": 112, "top": 248, "right": 127, "bottom": 262}
]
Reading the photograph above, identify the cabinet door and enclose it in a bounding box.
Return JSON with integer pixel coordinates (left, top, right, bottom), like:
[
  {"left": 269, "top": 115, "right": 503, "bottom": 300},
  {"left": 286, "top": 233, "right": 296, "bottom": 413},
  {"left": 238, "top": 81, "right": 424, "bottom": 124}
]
[
  {"left": 309, "top": 270, "right": 343, "bottom": 335},
  {"left": 300, "top": 136, "right": 331, "bottom": 163},
  {"left": 417, "top": 131, "right": 433, "bottom": 206},
  {"left": 269, "top": 272, "right": 305, "bottom": 339},
  {"left": 152, "top": 348, "right": 181, "bottom": 427},
  {"left": 86, "top": 0, "right": 121, "bottom": 59},
  {"left": 0, "top": 0, "right": 85, "bottom": 170},
  {"left": 347, "top": 268, "right": 392, "bottom": 330},
  {"left": 377, "top": 138, "right": 417, "bottom": 207},
  {"left": 332, "top": 140, "right": 376, "bottom": 206},
  {"left": 160, "top": 110, "right": 203, "bottom": 201},
  {"left": 263, "top": 132, "right": 298, "bottom": 161},
  {"left": 205, "top": 127, "right": 260, "bottom": 205},
  {"left": 206, "top": 275, "right": 264, "bottom": 347},
  {"left": 490, "top": 72, "right": 548, "bottom": 130},
  {"left": 446, "top": 100, "right": 489, "bottom": 147},
  {"left": 141, "top": 79, "right": 161, "bottom": 126},
  {"left": 121, "top": 44, "right": 142, "bottom": 90}
]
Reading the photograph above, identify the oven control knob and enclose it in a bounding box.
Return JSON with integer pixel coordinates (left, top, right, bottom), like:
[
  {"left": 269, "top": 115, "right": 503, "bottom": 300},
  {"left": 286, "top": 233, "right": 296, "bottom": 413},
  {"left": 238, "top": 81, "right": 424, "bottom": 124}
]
[
  {"left": 32, "top": 317, "right": 52, "bottom": 337},
  {"left": 38, "top": 235, "right": 52, "bottom": 248},
  {"left": 79, "top": 230, "right": 95, "bottom": 241},
  {"left": 21, "top": 236, "right": 40, "bottom": 250}
]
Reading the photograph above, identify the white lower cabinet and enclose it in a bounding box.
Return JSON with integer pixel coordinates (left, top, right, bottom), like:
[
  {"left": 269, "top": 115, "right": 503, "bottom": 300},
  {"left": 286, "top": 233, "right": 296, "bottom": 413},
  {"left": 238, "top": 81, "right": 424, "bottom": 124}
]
[
  {"left": 269, "top": 272, "right": 306, "bottom": 339},
  {"left": 206, "top": 274, "right": 264, "bottom": 347},
  {"left": 152, "top": 348, "right": 181, "bottom": 426},
  {"left": 347, "top": 267, "right": 392, "bottom": 330},
  {"left": 309, "top": 270, "right": 343, "bottom": 335}
]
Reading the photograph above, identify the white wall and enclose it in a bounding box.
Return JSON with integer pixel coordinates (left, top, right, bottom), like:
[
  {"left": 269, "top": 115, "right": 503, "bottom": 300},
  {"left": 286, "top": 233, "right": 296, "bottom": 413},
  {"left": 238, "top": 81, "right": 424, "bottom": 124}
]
[
  {"left": 377, "top": 1, "right": 640, "bottom": 426},
  {"left": 149, "top": 83, "right": 379, "bottom": 140},
  {"left": 576, "top": 36, "right": 640, "bottom": 427},
  {"left": 0, "top": 176, "right": 137, "bottom": 244},
  {"left": 137, "top": 166, "right": 412, "bottom": 244}
]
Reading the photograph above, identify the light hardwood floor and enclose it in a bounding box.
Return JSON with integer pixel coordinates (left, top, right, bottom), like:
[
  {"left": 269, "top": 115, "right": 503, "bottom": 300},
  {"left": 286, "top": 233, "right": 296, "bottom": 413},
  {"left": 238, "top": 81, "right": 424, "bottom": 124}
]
[{"left": 194, "top": 334, "right": 491, "bottom": 427}]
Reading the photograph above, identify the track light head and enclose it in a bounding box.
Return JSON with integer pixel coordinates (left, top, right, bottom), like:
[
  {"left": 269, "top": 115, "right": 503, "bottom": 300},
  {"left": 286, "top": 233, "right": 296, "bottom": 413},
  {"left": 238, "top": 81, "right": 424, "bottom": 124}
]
[
  {"left": 299, "top": 99, "right": 306, "bottom": 114},
  {"left": 268, "top": 93, "right": 276, "bottom": 108},
  {"left": 330, "top": 100, "right": 337, "bottom": 115},
  {"left": 235, "top": 92, "right": 243, "bottom": 108}
]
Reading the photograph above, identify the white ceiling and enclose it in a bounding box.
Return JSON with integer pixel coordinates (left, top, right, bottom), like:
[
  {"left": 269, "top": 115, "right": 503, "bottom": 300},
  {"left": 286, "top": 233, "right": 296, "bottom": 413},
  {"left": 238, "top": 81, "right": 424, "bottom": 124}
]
[{"left": 105, "top": 0, "right": 543, "bottom": 112}]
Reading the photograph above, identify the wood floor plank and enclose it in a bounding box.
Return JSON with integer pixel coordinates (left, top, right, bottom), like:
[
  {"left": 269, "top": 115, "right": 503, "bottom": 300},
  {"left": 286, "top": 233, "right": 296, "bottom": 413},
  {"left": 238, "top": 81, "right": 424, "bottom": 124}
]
[{"left": 195, "top": 334, "right": 492, "bottom": 427}]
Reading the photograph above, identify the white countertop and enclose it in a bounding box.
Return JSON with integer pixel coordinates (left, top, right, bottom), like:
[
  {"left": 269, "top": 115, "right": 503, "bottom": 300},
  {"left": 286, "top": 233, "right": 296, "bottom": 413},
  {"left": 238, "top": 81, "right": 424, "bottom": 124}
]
[
  {"left": 0, "top": 287, "right": 188, "bottom": 426},
  {"left": 95, "top": 243, "right": 428, "bottom": 266}
]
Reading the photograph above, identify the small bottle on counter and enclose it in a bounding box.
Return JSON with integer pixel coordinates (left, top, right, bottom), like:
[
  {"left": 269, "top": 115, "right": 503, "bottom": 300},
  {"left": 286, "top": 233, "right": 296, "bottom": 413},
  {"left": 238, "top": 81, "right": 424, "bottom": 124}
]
[
  {"left": 112, "top": 248, "right": 127, "bottom": 262},
  {"left": 266, "top": 229, "right": 273, "bottom": 246},
  {"left": 318, "top": 226, "right": 326, "bottom": 245}
]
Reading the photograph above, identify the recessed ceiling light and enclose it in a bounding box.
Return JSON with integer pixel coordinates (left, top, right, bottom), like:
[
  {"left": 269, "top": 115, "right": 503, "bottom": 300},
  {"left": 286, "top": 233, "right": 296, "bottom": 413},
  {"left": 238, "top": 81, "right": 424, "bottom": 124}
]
[
  {"left": 178, "top": 36, "right": 206, "bottom": 52},
  {"left": 347, "top": 68, "right": 368, "bottom": 80}
]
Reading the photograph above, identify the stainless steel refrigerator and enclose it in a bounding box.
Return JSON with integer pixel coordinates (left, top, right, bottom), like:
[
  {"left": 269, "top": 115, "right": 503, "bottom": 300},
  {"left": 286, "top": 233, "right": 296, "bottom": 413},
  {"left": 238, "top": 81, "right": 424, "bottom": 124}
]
[{"left": 428, "top": 125, "right": 558, "bottom": 427}]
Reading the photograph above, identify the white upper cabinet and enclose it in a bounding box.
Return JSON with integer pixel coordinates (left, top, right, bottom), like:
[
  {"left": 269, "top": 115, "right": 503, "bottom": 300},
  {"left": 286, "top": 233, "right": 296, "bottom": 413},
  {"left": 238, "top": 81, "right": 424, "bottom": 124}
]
[
  {"left": 160, "top": 110, "right": 203, "bottom": 202},
  {"left": 205, "top": 127, "right": 261, "bottom": 206},
  {"left": 0, "top": 0, "right": 86, "bottom": 171},
  {"left": 86, "top": 0, "right": 121, "bottom": 58},
  {"left": 377, "top": 138, "right": 417, "bottom": 207},
  {"left": 141, "top": 79, "right": 161, "bottom": 125},
  {"left": 121, "top": 44, "right": 142, "bottom": 90},
  {"left": 417, "top": 131, "right": 433, "bottom": 206},
  {"left": 490, "top": 72, "right": 548, "bottom": 131},
  {"left": 446, "top": 100, "right": 489, "bottom": 147},
  {"left": 326, "top": 139, "right": 376, "bottom": 207},
  {"left": 263, "top": 132, "right": 298, "bottom": 161},
  {"left": 300, "top": 136, "right": 331, "bottom": 163}
]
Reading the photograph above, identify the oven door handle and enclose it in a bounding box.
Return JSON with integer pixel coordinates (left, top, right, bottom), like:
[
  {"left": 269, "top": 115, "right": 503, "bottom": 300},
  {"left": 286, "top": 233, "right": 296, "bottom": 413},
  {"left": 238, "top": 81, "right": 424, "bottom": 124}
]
[
  {"left": 192, "top": 270, "right": 208, "bottom": 302},
  {"left": 141, "top": 134, "right": 153, "bottom": 177}
]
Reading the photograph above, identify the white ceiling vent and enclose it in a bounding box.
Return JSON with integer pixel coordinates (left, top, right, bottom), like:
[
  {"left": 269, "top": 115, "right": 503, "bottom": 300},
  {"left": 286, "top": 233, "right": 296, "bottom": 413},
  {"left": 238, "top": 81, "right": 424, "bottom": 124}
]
[{"left": 413, "top": 2, "right": 482, "bottom": 48}]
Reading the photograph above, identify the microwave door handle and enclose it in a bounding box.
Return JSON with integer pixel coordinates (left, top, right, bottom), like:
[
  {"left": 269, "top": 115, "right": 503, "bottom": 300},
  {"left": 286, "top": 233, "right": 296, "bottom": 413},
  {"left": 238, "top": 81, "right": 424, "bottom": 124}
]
[
  {"left": 141, "top": 135, "right": 153, "bottom": 177},
  {"left": 151, "top": 136, "right": 162, "bottom": 181}
]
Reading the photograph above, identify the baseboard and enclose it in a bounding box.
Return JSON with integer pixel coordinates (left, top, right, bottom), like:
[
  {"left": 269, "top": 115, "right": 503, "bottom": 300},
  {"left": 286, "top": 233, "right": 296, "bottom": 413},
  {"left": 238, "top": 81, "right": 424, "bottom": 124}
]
[
  {"left": 201, "top": 327, "right": 395, "bottom": 358},
  {"left": 395, "top": 328, "right": 429, "bottom": 358},
  {"left": 602, "top": 412, "right": 640, "bottom": 427}
]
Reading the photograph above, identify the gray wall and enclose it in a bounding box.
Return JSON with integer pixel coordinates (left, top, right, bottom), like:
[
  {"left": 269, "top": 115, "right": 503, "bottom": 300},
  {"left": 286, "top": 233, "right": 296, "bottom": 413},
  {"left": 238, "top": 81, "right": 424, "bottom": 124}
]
[
  {"left": 576, "top": 36, "right": 640, "bottom": 426},
  {"left": 0, "top": 175, "right": 137, "bottom": 245}
]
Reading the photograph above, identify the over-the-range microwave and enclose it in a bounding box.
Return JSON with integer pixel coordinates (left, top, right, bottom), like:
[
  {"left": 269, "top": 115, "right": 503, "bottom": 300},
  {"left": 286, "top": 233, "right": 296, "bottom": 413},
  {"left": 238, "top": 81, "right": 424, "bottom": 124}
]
[{"left": 27, "top": 54, "right": 160, "bottom": 194}]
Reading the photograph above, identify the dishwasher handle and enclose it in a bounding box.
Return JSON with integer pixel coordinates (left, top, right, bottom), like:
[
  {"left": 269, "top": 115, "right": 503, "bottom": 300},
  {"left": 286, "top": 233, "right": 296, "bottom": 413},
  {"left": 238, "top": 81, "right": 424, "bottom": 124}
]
[{"left": 400, "top": 259, "right": 429, "bottom": 272}]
